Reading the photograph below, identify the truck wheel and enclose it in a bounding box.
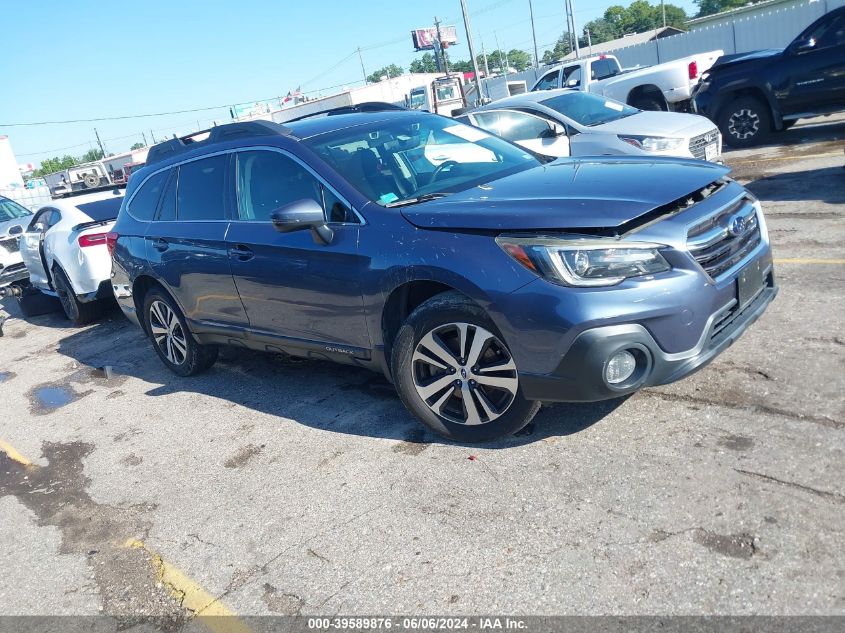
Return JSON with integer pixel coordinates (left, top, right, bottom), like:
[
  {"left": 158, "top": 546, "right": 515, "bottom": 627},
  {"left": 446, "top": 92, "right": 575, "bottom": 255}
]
[
  {"left": 391, "top": 291, "right": 541, "bottom": 443},
  {"left": 53, "top": 267, "right": 100, "bottom": 326},
  {"left": 719, "top": 96, "right": 771, "bottom": 148}
]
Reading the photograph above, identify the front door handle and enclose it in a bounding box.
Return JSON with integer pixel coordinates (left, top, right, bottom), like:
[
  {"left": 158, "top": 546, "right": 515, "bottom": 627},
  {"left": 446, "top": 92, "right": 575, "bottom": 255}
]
[
  {"left": 152, "top": 238, "right": 169, "bottom": 252},
  {"left": 229, "top": 245, "right": 254, "bottom": 261}
]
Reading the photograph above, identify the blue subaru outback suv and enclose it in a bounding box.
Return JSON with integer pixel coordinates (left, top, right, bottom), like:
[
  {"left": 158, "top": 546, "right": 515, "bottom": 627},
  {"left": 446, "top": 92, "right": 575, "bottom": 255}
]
[{"left": 110, "top": 109, "right": 776, "bottom": 442}]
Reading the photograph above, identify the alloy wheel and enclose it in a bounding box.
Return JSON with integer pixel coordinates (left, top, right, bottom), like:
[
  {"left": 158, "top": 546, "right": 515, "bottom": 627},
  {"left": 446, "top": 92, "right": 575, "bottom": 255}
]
[
  {"left": 728, "top": 108, "right": 760, "bottom": 140},
  {"left": 149, "top": 300, "right": 188, "bottom": 366},
  {"left": 411, "top": 322, "right": 518, "bottom": 426}
]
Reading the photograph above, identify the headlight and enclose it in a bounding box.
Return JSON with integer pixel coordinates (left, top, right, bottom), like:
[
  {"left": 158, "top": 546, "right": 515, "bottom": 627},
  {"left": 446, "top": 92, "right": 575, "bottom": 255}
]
[
  {"left": 496, "top": 236, "right": 671, "bottom": 287},
  {"left": 618, "top": 135, "right": 685, "bottom": 152}
]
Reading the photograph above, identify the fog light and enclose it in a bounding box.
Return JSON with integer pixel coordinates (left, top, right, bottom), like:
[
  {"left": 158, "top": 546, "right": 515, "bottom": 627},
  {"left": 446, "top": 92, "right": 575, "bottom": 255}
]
[{"left": 606, "top": 350, "right": 637, "bottom": 384}]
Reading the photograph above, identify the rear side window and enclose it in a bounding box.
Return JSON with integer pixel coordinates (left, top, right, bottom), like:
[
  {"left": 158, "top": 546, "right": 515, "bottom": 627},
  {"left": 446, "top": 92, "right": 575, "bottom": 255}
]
[
  {"left": 76, "top": 197, "right": 124, "bottom": 222},
  {"left": 128, "top": 170, "right": 168, "bottom": 221},
  {"left": 176, "top": 155, "right": 228, "bottom": 221}
]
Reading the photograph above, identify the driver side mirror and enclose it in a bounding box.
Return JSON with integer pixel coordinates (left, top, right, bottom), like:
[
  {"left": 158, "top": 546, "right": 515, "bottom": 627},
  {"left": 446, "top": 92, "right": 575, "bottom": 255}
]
[
  {"left": 32, "top": 222, "right": 46, "bottom": 234},
  {"left": 271, "top": 199, "right": 334, "bottom": 245},
  {"left": 565, "top": 79, "right": 579, "bottom": 88},
  {"left": 9, "top": 224, "right": 23, "bottom": 236},
  {"left": 790, "top": 37, "right": 816, "bottom": 53}
]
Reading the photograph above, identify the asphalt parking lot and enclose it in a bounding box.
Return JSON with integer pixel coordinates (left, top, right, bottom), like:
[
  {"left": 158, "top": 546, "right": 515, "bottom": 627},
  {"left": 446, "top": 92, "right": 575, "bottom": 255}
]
[{"left": 1, "top": 115, "right": 843, "bottom": 623}]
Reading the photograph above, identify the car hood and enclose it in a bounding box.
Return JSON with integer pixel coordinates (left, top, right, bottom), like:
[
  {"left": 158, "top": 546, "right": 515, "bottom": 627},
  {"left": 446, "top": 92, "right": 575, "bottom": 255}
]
[
  {"left": 400, "top": 157, "right": 729, "bottom": 231},
  {"left": 711, "top": 49, "right": 781, "bottom": 71},
  {"left": 590, "top": 111, "right": 715, "bottom": 137}
]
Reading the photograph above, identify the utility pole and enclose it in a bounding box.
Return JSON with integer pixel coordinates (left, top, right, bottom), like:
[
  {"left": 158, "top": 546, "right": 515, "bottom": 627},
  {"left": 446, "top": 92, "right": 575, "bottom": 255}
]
[
  {"left": 481, "top": 39, "right": 491, "bottom": 78},
  {"left": 460, "top": 0, "right": 485, "bottom": 106},
  {"left": 434, "top": 17, "right": 450, "bottom": 76},
  {"left": 141, "top": 132, "right": 148, "bottom": 147},
  {"left": 494, "top": 32, "right": 508, "bottom": 79},
  {"left": 566, "top": 0, "right": 580, "bottom": 59},
  {"left": 150, "top": 130, "right": 157, "bottom": 144},
  {"left": 528, "top": 0, "right": 540, "bottom": 69},
  {"left": 93, "top": 128, "right": 107, "bottom": 158},
  {"left": 586, "top": 28, "right": 592, "bottom": 56},
  {"left": 661, "top": 0, "right": 667, "bottom": 27},
  {"left": 357, "top": 47, "right": 368, "bottom": 84}
]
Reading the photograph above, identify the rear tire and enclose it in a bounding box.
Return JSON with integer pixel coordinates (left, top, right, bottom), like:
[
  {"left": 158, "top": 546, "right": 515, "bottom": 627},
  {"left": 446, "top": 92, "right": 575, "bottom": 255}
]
[
  {"left": 142, "top": 288, "right": 217, "bottom": 377},
  {"left": 391, "top": 291, "right": 540, "bottom": 443},
  {"left": 53, "top": 267, "right": 100, "bottom": 326},
  {"left": 718, "top": 96, "right": 771, "bottom": 148}
]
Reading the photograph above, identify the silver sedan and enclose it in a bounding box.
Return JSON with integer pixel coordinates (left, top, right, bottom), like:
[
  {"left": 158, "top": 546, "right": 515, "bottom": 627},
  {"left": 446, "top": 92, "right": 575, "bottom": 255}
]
[{"left": 457, "top": 89, "right": 722, "bottom": 162}]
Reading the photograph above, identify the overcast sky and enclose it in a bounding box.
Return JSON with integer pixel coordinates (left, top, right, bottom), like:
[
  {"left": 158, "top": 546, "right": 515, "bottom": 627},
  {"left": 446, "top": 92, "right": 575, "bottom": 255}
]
[{"left": 0, "top": 0, "right": 696, "bottom": 167}]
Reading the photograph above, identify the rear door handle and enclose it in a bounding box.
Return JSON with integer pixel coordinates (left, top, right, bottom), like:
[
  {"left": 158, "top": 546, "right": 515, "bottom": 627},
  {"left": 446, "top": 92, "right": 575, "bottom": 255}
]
[
  {"left": 152, "top": 238, "right": 169, "bottom": 252},
  {"left": 229, "top": 245, "right": 254, "bottom": 261}
]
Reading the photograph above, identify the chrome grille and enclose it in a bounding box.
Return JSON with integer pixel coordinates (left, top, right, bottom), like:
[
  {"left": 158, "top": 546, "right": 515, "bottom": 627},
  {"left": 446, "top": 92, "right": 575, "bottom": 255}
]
[
  {"left": 689, "top": 128, "right": 720, "bottom": 160},
  {"left": 687, "top": 197, "right": 761, "bottom": 279},
  {"left": 0, "top": 237, "right": 20, "bottom": 253}
]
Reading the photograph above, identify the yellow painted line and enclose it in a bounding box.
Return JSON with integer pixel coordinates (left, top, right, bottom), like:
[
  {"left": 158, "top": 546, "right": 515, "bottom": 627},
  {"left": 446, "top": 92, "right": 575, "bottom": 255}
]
[
  {"left": 0, "top": 439, "right": 33, "bottom": 467},
  {"left": 730, "top": 151, "right": 842, "bottom": 165},
  {"left": 124, "top": 539, "right": 251, "bottom": 633},
  {"left": 774, "top": 258, "right": 845, "bottom": 265}
]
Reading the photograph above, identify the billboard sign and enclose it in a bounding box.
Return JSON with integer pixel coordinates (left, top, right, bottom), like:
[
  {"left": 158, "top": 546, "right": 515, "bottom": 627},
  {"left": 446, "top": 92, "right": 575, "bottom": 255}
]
[{"left": 412, "top": 25, "right": 458, "bottom": 51}]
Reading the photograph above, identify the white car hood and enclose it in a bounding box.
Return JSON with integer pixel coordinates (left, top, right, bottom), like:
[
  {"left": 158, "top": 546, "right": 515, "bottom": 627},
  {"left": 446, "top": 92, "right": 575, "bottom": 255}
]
[{"left": 591, "top": 111, "right": 715, "bottom": 137}]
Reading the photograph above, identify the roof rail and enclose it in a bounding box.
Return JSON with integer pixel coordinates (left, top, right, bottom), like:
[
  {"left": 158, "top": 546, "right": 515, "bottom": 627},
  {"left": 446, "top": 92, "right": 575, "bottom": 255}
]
[
  {"left": 285, "top": 102, "right": 406, "bottom": 123},
  {"left": 145, "top": 120, "right": 291, "bottom": 166}
]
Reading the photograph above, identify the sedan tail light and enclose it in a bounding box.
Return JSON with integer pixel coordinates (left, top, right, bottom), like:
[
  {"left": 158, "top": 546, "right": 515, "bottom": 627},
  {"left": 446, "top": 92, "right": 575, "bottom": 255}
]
[
  {"left": 688, "top": 60, "right": 698, "bottom": 80},
  {"left": 78, "top": 232, "right": 109, "bottom": 248},
  {"left": 105, "top": 231, "right": 119, "bottom": 257}
]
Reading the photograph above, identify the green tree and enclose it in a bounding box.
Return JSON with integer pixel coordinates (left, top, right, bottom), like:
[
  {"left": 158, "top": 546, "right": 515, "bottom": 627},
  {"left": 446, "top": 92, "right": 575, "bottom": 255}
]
[
  {"left": 130, "top": 142, "right": 145, "bottom": 150},
  {"left": 81, "top": 148, "right": 104, "bottom": 163},
  {"left": 34, "top": 155, "right": 77, "bottom": 177},
  {"left": 694, "top": 0, "right": 763, "bottom": 17},
  {"left": 410, "top": 52, "right": 438, "bottom": 74},
  {"left": 581, "top": 0, "right": 688, "bottom": 46},
  {"left": 541, "top": 33, "right": 574, "bottom": 63},
  {"left": 366, "top": 63, "right": 404, "bottom": 83},
  {"left": 505, "top": 49, "right": 532, "bottom": 71}
]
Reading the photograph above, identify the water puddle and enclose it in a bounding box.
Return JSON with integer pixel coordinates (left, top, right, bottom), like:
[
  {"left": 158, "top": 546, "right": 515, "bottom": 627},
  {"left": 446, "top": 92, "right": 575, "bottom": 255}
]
[{"left": 33, "top": 385, "right": 77, "bottom": 412}]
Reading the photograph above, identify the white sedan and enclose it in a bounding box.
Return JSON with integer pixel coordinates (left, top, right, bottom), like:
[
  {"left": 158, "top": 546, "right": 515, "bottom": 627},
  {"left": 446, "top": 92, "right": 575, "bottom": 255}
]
[
  {"left": 457, "top": 89, "right": 722, "bottom": 162},
  {"left": 19, "top": 189, "right": 124, "bottom": 325}
]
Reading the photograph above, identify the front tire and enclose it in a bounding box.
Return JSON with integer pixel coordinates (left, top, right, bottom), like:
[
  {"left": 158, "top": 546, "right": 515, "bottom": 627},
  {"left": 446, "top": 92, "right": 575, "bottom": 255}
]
[
  {"left": 391, "top": 291, "right": 540, "bottom": 442},
  {"left": 718, "top": 96, "right": 771, "bottom": 148},
  {"left": 53, "top": 267, "right": 100, "bottom": 326},
  {"left": 143, "top": 288, "right": 217, "bottom": 377}
]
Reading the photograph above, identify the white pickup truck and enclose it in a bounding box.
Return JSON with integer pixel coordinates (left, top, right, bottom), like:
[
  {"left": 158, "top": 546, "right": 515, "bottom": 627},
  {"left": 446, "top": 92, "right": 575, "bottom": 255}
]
[{"left": 531, "top": 51, "right": 723, "bottom": 112}]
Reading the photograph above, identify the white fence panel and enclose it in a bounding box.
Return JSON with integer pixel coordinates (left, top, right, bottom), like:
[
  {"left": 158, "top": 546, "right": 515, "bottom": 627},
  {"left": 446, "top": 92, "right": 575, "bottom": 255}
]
[{"left": 0, "top": 186, "right": 53, "bottom": 212}]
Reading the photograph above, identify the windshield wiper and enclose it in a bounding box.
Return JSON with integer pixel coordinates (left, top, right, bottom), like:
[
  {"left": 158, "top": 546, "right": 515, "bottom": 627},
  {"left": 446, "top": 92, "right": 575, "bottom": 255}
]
[{"left": 385, "top": 192, "right": 451, "bottom": 208}]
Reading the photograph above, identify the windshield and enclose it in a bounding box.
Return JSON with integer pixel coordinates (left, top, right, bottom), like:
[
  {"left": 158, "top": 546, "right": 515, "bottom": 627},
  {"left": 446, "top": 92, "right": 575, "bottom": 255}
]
[
  {"left": 305, "top": 114, "right": 539, "bottom": 205},
  {"left": 541, "top": 92, "right": 638, "bottom": 127},
  {"left": 0, "top": 197, "right": 32, "bottom": 221}
]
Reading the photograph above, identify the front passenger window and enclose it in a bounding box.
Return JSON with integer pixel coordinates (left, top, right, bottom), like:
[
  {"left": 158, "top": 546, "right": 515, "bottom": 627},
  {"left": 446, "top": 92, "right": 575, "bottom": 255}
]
[{"left": 236, "top": 150, "right": 353, "bottom": 223}]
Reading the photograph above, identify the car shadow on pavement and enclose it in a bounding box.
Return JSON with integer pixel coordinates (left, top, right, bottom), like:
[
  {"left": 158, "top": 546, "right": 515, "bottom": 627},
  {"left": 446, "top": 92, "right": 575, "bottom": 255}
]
[
  {"left": 746, "top": 166, "right": 845, "bottom": 205},
  {"left": 50, "top": 316, "right": 625, "bottom": 449}
]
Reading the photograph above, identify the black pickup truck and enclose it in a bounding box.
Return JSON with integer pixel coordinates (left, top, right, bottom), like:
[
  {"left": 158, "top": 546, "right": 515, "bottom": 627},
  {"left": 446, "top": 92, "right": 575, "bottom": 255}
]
[{"left": 692, "top": 7, "right": 845, "bottom": 147}]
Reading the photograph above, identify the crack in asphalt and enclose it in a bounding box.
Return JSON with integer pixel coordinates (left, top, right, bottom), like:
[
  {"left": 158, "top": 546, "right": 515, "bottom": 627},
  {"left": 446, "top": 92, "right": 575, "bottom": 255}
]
[
  {"left": 734, "top": 468, "right": 845, "bottom": 504},
  {"left": 640, "top": 390, "right": 843, "bottom": 430}
]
